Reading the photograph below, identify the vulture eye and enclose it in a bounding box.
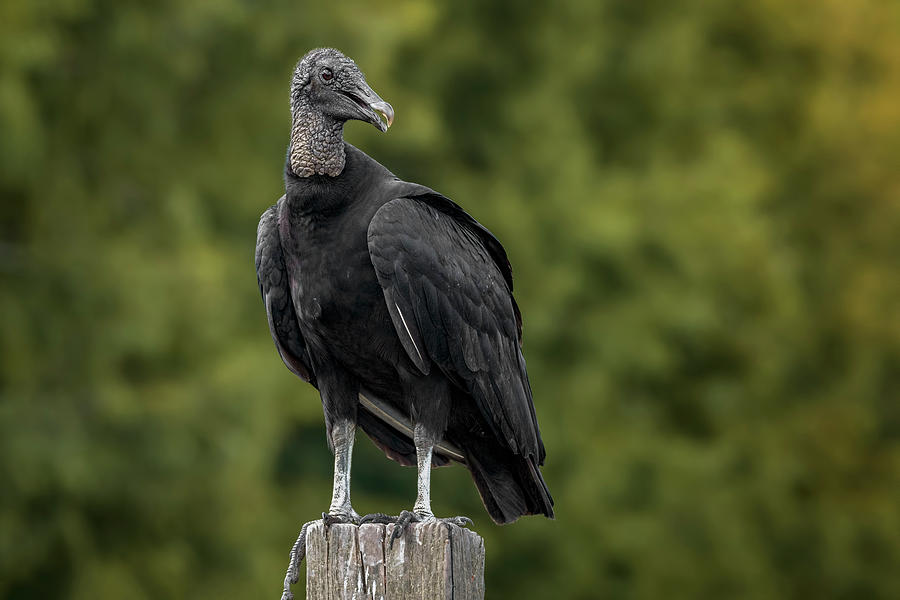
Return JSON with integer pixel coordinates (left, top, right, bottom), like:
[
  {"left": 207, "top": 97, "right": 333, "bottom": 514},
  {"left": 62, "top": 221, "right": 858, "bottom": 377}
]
[{"left": 320, "top": 68, "right": 333, "bottom": 82}]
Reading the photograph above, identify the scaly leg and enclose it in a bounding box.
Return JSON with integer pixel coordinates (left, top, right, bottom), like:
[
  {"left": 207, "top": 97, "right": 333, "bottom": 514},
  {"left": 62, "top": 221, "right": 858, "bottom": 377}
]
[
  {"left": 325, "top": 418, "right": 361, "bottom": 523},
  {"left": 281, "top": 419, "right": 360, "bottom": 600},
  {"left": 413, "top": 422, "right": 436, "bottom": 517},
  {"left": 364, "top": 423, "right": 470, "bottom": 545}
]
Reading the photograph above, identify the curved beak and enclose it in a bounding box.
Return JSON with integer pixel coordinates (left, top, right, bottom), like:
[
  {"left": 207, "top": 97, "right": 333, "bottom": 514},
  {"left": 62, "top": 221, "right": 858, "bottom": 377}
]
[
  {"left": 343, "top": 81, "right": 394, "bottom": 132},
  {"left": 369, "top": 100, "right": 394, "bottom": 131}
]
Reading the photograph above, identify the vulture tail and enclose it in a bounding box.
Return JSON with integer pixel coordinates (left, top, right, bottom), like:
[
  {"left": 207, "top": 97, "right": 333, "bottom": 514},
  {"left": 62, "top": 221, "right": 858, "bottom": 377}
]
[{"left": 464, "top": 443, "right": 554, "bottom": 525}]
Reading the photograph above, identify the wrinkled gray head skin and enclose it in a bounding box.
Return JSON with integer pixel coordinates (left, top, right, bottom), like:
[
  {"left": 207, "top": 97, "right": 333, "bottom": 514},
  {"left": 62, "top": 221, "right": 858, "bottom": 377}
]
[{"left": 289, "top": 48, "right": 393, "bottom": 177}]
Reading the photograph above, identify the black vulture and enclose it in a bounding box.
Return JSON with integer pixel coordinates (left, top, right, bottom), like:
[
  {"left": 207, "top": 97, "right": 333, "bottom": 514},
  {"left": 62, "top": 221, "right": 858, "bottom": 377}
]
[{"left": 256, "top": 48, "right": 553, "bottom": 573}]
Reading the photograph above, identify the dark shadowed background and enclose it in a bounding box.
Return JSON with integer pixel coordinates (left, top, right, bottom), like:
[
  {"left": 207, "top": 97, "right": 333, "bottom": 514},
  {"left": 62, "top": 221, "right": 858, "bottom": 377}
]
[{"left": 2, "top": 1, "right": 899, "bottom": 598}]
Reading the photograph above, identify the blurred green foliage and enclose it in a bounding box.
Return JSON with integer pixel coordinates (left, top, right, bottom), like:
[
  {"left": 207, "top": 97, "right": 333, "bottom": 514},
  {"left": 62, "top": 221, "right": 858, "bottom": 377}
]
[{"left": 2, "top": 0, "right": 899, "bottom": 598}]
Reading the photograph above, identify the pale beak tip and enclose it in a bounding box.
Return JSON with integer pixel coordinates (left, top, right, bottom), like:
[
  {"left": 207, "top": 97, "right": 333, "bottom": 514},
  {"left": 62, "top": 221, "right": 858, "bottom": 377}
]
[
  {"left": 370, "top": 101, "right": 394, "bottom": 131},
  {"left": 380, "top": 108, "right": 394, "bottom": 129}
]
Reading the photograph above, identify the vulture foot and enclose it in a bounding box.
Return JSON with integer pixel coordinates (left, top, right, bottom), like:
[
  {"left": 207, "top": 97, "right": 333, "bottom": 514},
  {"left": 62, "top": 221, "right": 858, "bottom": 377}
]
[
  {"left": 322, "top": 509, "right": 361, "bottom": 527},
  {"left": 364, "top": 510, "right": 472, "bottom": 548},
  {"left": 359, "top": 512, "right": 399, "bottom": 525}
]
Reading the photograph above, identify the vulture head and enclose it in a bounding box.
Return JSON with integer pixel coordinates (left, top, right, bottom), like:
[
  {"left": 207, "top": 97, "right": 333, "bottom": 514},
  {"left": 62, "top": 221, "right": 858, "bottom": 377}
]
[
  {"left": 288, "top": 48, "right": 393, "bottom": 177},
  {"left": 290, "top": 47, "right": 394, "bottom": 133}
]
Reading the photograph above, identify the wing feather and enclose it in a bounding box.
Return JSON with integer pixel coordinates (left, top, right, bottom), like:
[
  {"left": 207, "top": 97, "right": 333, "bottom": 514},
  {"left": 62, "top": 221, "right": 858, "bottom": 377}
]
[
  {"left": 367, "top": 197, "right": 544, "bottom": 461},
  {"left": 256, "top": 200, "right": 316, "bottom": 386}
]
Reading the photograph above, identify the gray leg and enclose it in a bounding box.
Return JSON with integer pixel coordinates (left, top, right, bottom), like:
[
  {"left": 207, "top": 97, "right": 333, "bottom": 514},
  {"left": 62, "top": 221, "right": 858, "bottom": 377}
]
[
  {"left": 413, "top": 422, "right": 435, "bottom": 518},
  {"left": 280, "top": 420, "right": 361, "bottom": 599},
  {"left": 326, "top": 419, "right": 360, "bottom": 523},
  {"left": 377, "top": 422, "right": 470, "bottom": 546}
]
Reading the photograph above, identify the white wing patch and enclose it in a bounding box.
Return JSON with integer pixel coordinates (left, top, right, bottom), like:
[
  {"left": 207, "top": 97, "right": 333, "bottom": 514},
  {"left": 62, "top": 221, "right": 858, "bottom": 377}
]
[{"left": 395, "top": 300, "right": 425, "bottom": 364}]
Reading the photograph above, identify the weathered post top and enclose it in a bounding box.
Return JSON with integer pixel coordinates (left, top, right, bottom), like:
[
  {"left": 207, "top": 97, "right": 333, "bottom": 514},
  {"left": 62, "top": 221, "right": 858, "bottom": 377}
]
[{"left": 302, "top": 521, "right": 485, "bottom": 600}]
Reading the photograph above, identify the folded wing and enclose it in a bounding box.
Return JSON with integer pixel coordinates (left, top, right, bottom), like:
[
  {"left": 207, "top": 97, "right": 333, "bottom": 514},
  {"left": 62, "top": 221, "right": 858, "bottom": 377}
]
[
  {"left": 367, "top": 195, "right": 544, "bottom": 464},
  {"left": 256, "top": 200, "right": 316, "bottom": 386}
]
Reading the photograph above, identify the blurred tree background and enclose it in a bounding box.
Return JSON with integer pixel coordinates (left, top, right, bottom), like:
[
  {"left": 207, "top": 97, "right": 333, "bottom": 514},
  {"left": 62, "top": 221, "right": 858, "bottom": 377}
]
[{"left": 1, "top": 0, "right": 899, "bottom": 598}]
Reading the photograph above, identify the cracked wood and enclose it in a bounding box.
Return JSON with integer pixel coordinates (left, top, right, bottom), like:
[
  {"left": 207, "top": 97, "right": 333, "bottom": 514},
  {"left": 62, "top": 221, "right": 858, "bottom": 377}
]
[{"left": 304, "top": 521, "right": 485, "bottom": 599}]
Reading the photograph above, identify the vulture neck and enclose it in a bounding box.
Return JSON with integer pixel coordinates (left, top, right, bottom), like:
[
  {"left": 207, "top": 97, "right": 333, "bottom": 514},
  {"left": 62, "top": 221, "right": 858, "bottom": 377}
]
[
  {"left": 285, "top": 143, "right": 370, "bottom": 214},
  {"left": 284, "top": 143, "right": 397, "bottom": 216},
  {"left": 289, "top": 107, "right": 346, "bottom": 177}
]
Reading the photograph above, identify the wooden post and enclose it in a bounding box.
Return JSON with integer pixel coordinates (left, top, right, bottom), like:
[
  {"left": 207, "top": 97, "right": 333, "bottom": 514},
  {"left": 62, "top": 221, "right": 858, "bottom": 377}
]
[{"left": 304, "top": 521, "right": 485, "bottom": 600}]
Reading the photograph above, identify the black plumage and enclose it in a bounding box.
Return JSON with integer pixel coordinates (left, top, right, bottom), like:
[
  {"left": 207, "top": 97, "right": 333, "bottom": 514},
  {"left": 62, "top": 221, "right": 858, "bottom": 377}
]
[{"left": 256, "top": 48, "right": 553, "bottom": 532}]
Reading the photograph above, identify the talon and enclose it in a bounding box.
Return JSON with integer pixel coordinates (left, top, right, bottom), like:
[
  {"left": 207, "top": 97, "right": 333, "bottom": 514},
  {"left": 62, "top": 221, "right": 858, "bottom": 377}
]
[
  {"left": 451, "top": 516, "right": 473, "bottom": 528},
  {"left": 389, "top": 527, "right": 404, "bottom": 548},
  {"left": 389, "top": 510, "right": 421, "bottom": 548}
]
